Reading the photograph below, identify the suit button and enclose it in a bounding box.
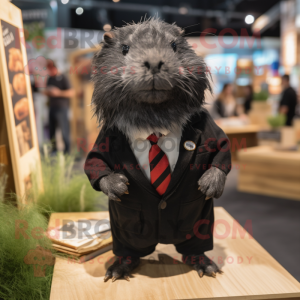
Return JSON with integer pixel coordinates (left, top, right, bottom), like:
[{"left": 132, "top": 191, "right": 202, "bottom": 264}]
[{"left": 160, "top": 201, "right": 167, "bottom": 209}]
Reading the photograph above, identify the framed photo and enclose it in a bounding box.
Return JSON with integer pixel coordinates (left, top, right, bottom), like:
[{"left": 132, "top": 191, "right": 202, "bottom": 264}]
[{"left": 0, "top": 0, "right": 42, "bottom": 200}]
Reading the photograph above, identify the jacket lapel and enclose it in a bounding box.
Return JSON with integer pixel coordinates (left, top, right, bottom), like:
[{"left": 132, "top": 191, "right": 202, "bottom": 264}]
[
  {"left": 113, "top": 133, "right": 159, "bottom": 198},
  {"left": 163, "top": 123, "right": 202, "bottom": 198}
]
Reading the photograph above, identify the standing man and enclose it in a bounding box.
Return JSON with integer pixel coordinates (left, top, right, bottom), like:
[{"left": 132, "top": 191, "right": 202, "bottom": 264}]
[
  {"left": 279, "top": 74, "right": 297, "bottom": 126},
  {"left": 45, "top": 61, "right": 74, "bottom": 154}
]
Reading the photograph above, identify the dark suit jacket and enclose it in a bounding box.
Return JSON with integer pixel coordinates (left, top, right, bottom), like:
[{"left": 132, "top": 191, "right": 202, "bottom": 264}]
[{"left": 84, "top": 109, "right": 231, "bottom": 256}]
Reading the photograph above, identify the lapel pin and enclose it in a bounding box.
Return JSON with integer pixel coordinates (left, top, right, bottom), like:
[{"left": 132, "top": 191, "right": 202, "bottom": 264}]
[{"left": 184, "top": 140, "right": 196, "bottom": 151}]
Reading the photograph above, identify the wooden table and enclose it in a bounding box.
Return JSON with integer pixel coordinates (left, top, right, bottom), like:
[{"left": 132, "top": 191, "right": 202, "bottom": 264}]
[
  {"left": 220, "top": 125, "right": 260, "bottom": 161},
  {"left": 49, "top": 208, "right": 300, "bottom": 300},
  {"left": 237, "top": 146, "right": 300, "bottom": 201}
]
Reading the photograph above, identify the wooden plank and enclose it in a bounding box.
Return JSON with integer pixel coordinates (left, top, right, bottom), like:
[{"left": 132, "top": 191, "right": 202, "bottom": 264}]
[
  {"left": 238, "top": 179, "right": 300, "bottom": 200},
  {"left": 237, "top": 163, "right": 300, "bottom": 179},
  {"left": 238, "top": 174, "right": 300, "bottom": 194},
  {"left": 238, "top": 183, "right": 300, "bottom": 201},
  {"left": 238, "top": 146, "right": 300, "bottom": 166},
  {"left": 49, "top": 208, "right": 300, "bottom": 300},
  {"left": 221, "top": 125, "right": 260, "bottom": 135},
  {"left": 237, "top": 146, "right": 300, "bottom": 201}
]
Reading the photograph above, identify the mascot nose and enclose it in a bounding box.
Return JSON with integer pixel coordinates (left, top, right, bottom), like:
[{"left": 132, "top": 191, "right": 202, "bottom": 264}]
[{"left": 144, "top": 61, "right": 164, "bottom": 74}]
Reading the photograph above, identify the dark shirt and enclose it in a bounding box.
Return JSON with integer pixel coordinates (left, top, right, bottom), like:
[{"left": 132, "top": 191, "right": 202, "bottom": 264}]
[
  {"left": 244, "top": 94, "right": 253, "bottom": 114},
  {"left": 47, "top": 74, "right": 71, "bottom": 108},
  {"left": 279, "top": 86, "right": 297, "bottom": 126}
]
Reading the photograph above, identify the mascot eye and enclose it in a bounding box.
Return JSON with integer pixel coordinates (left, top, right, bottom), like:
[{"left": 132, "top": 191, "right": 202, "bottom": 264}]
[
  {"left": 122, "top": 44, "right": 130, "bottom": 55},
  {"left": 171, "top": 41, "right": 176, "bottom": 52}
]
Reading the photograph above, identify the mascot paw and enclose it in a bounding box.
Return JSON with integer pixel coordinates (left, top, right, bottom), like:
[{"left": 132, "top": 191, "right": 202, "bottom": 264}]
[
  {"left": 183, "top": 254, "right": 223, "bottom": 278},
  {"left": 197, "top": 167, "right": 226, "bottom": 200},
  {"left": 104, "top": 257, "right": 140, "bottom": 282},
  {"left": 99, "top": 173, "right": 129, "bottom": 201}
]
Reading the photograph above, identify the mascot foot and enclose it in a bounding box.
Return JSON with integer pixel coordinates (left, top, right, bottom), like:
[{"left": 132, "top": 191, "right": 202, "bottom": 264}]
[
  {"left": 183, "top": 254, "right": 223, "bottom": 278},
  {"left": 104, "top": 256, "right": 140, "bottom": 282}
]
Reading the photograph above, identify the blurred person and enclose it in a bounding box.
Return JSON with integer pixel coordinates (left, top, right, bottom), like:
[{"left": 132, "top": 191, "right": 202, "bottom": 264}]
[
  {"left": 211, "top": 83, "right": 238, "bottom": 120},
  {"left": 279, "top": 74, "right": 297, "bottom": 126},
  {"left": 44, "top": 61, "right": 74, "bottom": 154},
  {"left": 243, "top": 85, "right": 253, "bottom": 114}
]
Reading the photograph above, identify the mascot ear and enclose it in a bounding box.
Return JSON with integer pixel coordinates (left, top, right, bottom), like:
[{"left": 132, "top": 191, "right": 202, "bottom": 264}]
[
  {"left": 103, "top": 31, "right": 115, "bottom": 44},
  {"left": 178, "top": 28, "right": 185, "bottom": 35},
  {"left": 173, "top": 24, "right": 184, "bottom": 36}
]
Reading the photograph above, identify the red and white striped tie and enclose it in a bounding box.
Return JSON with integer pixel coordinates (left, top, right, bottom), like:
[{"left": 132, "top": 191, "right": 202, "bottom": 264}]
[{"left": 147, "top": 134, "right": 171, "bottom": 195}]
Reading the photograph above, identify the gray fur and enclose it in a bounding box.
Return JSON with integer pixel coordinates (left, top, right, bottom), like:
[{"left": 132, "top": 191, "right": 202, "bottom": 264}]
[
  {"left": 91, "top": 17, "right": 211, "bottom": 137},
  {"left": 94, "top": 19, "right": 225, "bottom": 282},
  {"left": 99, "top": 173, "right": 129, "bottom": 201},
  {"left": 198, "top": 167, "right": 226, "bottom": 199}
]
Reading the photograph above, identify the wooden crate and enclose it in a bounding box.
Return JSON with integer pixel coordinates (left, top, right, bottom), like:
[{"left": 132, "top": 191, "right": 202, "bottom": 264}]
[{"left": 238, "top": 146, "right": 300, "bottom": 201}]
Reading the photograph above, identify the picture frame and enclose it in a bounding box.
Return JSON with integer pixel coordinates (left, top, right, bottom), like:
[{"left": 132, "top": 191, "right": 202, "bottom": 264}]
[{"left": 0, "top": 0, "right": 42, "bottom": 200}]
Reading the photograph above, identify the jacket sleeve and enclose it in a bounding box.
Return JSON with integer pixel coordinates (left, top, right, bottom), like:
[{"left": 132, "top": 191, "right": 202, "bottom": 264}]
[
  {"left": 204, "top": 112, "right": 232, "bottom": 176},
  {"left": 84, "top": 132, "right": 113, "bottom": 191}
]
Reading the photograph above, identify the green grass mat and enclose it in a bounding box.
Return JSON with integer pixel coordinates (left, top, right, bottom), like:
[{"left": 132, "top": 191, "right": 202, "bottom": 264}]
[{"left": 0, "top": 201, "right": 54, "bottom": 300}]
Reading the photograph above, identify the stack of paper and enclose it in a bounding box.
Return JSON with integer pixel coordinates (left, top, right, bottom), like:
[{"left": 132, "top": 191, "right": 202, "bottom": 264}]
[{"left": 48, "top": 219, "right": 113, "bottom": 263}]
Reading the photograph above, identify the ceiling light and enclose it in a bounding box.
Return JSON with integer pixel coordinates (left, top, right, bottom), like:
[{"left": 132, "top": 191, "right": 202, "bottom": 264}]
[
  {"left": 76, "top": 7, "right": 84, "bottom": 15},
  {"left": 61, "top": 0, "right": 69, "bottom": 4},
  {"left": 252, "top": 15, "right": 269, "bottom": 31},
  {"left": 103, "top": 24, "right": 112, "bottom": 31},
  {"left": 112, "top": 0, "right": 120, "bottom": 2},
  {"left": 179, "top": 7, "right": 188, "bottom": 15},
  {"left": 245, "top": 15, "right": 254, "bottom": 25}
]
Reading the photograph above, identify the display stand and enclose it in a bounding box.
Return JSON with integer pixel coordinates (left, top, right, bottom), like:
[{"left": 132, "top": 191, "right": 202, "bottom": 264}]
[
  {"left": 238, "top": 146, "right": 300, "bottom": 201},
  {"left": 0, "top": 89, "right": 15, "bottom": 194},
  {"left": 49, "top": 208, "right": 300, "bottom": 300},
  {"left": 0, "top": 0, "right": 42, "bottom": 199}
]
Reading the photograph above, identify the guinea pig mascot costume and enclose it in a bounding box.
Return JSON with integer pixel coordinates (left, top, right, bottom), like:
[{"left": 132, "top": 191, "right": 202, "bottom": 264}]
[{"left": 84, "top": 18, "right": 231, "bottom": 282}]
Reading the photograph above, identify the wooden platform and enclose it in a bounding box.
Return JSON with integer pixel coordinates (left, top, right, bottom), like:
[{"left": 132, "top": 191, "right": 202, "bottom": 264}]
[
  {"left": 49, "top": 208, "right": 300, "bottom": 300},
  {"left": 237, "top": 146, "right": 300, "bottom": 201}
]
